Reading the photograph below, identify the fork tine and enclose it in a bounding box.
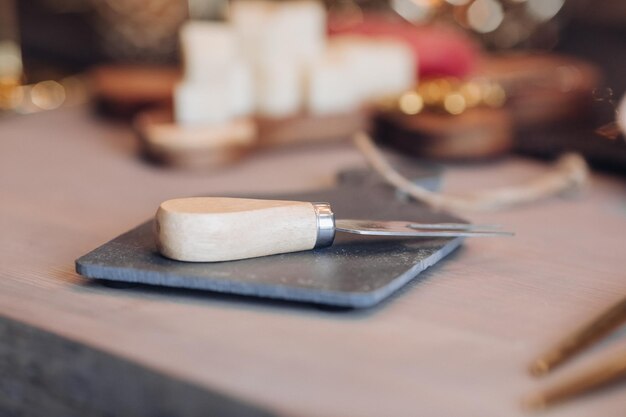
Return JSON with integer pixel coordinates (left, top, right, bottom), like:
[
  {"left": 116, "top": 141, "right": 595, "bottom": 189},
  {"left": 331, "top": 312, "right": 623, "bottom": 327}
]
[
  {"left": 407, "top": 223, "right": 503, "bottom": 231},
  {"left": 402, "top": 230, "right": 514, "bottom": 237}
]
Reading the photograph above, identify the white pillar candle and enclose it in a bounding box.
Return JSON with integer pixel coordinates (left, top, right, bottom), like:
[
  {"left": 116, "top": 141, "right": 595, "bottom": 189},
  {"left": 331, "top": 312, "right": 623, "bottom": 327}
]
[
  {"left": 174, "top": 81, "right": 230, "bottom": 126},
  {"left": 261, "top": 1, "right": 326, "bottom": 65},
  {"left": 255, "top": 56, "right": 303, "bottom": 117},
  {"left": 177, "top": 21, "right": 256, "bottom": 125},
  {"left": 330, "top": 36, "right": 416, "bottom": 102},
  {"left": 229, "top": 0, "right": 326, "bottom": 116},
  {"left": 230, "top": 0, "right": 325, "bottom": 65},
  {"left": 307, "top": 52, "right": 360, "bottom": 115},
  {"left": 179, "top": 22, "right": 238, "bottom": 83},
  {"left": 229, "top": 59, "right": 255, "bottom": 117},
  {"left": 229, "top": 0, "right": 271, "bottom": 60}
]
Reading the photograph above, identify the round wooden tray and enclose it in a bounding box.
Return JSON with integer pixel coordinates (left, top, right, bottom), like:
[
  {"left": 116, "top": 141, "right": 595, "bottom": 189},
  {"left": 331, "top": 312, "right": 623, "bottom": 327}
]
[
  {"left": 256, "top": 109, "right": 370, "bottom": 147},
  {"left": 134, "top": 107, "right": 370, "bottom": 169},
  {"left": 134, "top": 108, "right": 256, "bottom": 170}
]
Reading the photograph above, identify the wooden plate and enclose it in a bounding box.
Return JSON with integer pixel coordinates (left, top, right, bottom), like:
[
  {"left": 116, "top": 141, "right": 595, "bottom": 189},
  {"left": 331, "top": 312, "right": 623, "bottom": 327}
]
[
  {"left": 134, "top": 107, "right": 370, "bottom": 169},
  {"left": 256, "top": 109, "right": 371, "bottom": 147},
  {"left": 134, "top": 108, "right": 256, "bottom": 170}
]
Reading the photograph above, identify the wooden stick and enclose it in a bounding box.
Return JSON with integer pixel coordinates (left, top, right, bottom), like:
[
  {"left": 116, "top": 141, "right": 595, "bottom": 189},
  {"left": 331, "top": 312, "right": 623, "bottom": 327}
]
[
  {"left": 523, "top": 350, "right": 626, "bottom": 410},
  {"left": 529, "top": 296, "right": 626, "bottom": 376}
]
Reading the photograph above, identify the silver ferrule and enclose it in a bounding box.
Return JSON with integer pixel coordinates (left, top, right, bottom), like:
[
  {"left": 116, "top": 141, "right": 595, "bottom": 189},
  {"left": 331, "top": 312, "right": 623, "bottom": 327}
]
[{"left": 312, "top": 202, "right": 335, "bottom": 248}]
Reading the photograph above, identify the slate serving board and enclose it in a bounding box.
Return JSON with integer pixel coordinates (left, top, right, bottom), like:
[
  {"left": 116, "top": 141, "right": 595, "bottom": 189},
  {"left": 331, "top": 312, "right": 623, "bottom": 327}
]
[{"left": 76, "top": 169, "right": 463, "bottom": 308}]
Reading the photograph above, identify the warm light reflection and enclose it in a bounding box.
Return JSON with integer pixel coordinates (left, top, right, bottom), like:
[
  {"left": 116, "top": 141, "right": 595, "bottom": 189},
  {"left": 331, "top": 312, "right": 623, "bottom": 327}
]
[
  {"left": 467, "top": 0, "right": 504, "bottom": 33},
  {"left": 391, "top": 0, "right": 566, "bottom": 49},
  {"left": 482, "top": 83, "right": 506, "bottom": 107},
  {"left": 527, "top": 0, "right": 564, "bottom": 21},
  {"left": 411, "top": 0, "right": 445, "bottom": 8},
  {"left": 444, "top": 93, "right": 466, "bottom": 114},
  {"left": 392, "top": 0, "right": 444, "bottom": 22},
  {"left": 459, "top": 82, "right": 482, "bottom": 107},
  {"left": 419, "top": 78, "right": 453, "bottom": 105},
  {"left": 555, "top": 65, "right": 582, "bottom": 93},
  {"left": 0, "top": 76, "right": 21, "bottom": 110},
  {"left": 399, "top": 91, "right": 424, "bottom": 114},
  {"left": 0, "top": 75, "right": 88, "bottom": 114},
  {"left": 0, "top": 41, "right": 22, "bottom": 79},
  {"left": 30, "top": 80, "right": 66, "bottom": 110},
  {"left": 384, "top": 77, "right": 507, "bottom": 116}
]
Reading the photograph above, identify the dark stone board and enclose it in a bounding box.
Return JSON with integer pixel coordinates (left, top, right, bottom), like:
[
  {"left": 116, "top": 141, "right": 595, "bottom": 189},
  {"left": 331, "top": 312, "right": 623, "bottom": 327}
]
[{"left": 76, "top": 171, "right": 463, "bottom": 308}]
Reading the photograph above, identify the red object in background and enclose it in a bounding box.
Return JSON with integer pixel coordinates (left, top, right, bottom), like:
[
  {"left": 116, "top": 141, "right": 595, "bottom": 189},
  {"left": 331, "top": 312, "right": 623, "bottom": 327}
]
[{"left": 329, "top": 15, "right": 481, "bottom": 79}]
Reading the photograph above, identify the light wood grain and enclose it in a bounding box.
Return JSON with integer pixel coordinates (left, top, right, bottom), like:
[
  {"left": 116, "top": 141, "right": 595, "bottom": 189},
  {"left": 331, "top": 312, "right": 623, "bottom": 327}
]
[
  {"left": 156, "top": 197, "right": 318, "bottom": 262},
  {"left": 256, "top": 110, "right": 370, "bottom": 147},
  {"left": 134, "top": 108, "right": 367, "bottom": 170},
  {"left": 134, "top": 109, "right": 256, "bottom": 170},
  {"left": 1, "top": 107, "right": 626, "bottom": 417}
]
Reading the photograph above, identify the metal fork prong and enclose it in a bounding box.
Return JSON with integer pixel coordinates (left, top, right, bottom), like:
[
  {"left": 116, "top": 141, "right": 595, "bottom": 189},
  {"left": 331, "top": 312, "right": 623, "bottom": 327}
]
[
  {"left": 407, "top": 223, "right": 504, "bottom": 231},
  {"left": 403, "top": 230, "right": 515, "bottom": 237}
]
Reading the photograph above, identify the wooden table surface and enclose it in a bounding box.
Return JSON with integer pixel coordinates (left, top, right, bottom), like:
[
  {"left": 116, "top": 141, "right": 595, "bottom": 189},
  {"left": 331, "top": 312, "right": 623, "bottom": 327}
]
[{"left": 1, "top": 107, "right": 626, "bottom": 417}]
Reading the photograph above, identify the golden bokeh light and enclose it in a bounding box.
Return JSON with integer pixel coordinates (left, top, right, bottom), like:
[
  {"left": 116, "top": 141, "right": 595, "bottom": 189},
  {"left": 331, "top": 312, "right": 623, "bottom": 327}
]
[
  {"left": 419, "top": 78, "right": 454, "bottom": 105},
  {"left": 399, "top": 91, "right": 424, "bottom": 115},
  {"left": 444, "top": 93, "right": 466, "bottom": 115},
  {"left": 30, "top": 80, "right": 66, "bottom": 110},
  {"left": 482, "top": 83, "right": 506, "bottom": 107},
  {"left": 459, "top": 82, "right": 482, "bottom": 107},
  {"left": 467, "top": 0, "right": 504, "bottom": 34},
  {"left": 0, "top": 76, "right": 22, "bottom": 110},
  {"left": 527, "top": 0, "right": 564, "bottom": 21}
]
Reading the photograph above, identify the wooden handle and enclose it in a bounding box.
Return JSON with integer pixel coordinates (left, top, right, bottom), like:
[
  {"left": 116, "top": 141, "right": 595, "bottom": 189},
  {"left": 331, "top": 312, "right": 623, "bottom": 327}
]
[{"left": 155, "top": 197, "right": 320, "bottom": 262}]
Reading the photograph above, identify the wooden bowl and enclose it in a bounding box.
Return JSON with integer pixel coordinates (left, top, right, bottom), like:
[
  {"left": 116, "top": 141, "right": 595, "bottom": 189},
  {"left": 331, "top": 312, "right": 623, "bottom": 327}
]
[
  {"left": 475, "top": 53, "right": 601, "bottom": 128},
  {"left": 376, "top": 107, "right": 513, "bottom": 160}
]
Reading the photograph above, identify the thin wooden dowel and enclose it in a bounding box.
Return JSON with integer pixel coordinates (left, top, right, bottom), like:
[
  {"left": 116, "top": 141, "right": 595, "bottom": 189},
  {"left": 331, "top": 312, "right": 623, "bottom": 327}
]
[
  {"left": 524, "top": 350, "right": 626, "bottom": 410},
  {"left": 529, "top": 296, "right": 626, "bottom": 376}
]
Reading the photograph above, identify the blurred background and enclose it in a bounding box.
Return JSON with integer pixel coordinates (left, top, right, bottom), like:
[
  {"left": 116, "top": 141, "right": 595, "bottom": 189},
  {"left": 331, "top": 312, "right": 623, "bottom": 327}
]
[
  {"left": 7, "top": 0, "right": 626, "bottom": 75},
  {"left": 2, "top": 0, "right": 626, "bottom": 171}
]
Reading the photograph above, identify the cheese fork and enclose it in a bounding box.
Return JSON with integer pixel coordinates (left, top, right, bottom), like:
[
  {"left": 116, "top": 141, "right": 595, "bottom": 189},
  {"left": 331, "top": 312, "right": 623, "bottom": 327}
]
[{"left": 155, "top": 197, "right": 512, "bottom": 262}]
